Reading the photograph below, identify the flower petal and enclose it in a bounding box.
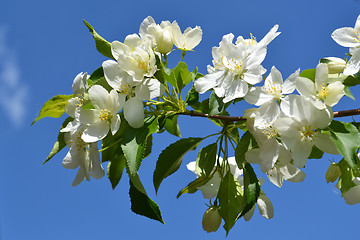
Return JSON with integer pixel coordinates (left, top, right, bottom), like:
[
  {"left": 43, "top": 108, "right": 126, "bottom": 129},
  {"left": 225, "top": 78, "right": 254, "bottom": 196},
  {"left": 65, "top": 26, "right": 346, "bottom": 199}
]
[
  {"left": 343, "top": 185, "right": 360, "bottom": 205},
  {"left": 124, "top": 98, "right": 144, "bottom": 128},
  {"left": 257, "top": 193, "right": 274, "bottom": 219},
  {"left": 81, "top": 122, "right": 109, "bottom": 143}
]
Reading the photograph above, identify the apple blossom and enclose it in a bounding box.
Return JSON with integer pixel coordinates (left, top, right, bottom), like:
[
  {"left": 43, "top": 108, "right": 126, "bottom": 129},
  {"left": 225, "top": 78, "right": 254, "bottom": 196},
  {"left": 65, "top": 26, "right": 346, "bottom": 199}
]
[
  {"left": 171, "top": 21, "right": 202, "bottom": 51},
  {"left": 78, "top": 85, "right": 124, "bottom": 142},
  {"left": 102, "top": 60, "right": 164, "bottom": 128},
  {"left": 296, "top": 63, "right": 345, "bottom": 109},
  {"left": 245, "top": 66, "right": 299, "bottom": 127},
  {"left": 61, "top": 124, "right": 105, "bottom": 186},
  {"left": 274, "top": 95, "right": 339, "bottom": 168}
]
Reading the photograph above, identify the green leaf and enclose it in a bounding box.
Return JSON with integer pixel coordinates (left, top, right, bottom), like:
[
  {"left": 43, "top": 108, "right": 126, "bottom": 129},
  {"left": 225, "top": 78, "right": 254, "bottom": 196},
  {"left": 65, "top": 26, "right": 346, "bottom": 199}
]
[
  {"left": 238, "top": 163, "right": 260, "bottom": 219},
  {"left": 344, "top": 86, "right": 355, "bottom": 100},
  {"left": 107, "top": 153, "right": 126, "bottom": 189},
  {"left": 43, "top": 116, "right": 73, "bottom": 164},
  {"left": 143, "top": 134, "right": 153, "bottom": 159},
  {"left": 164, "top": 115, "right": 181, "bottom": 137},
  {"left": 176, "top": 175, "right": 212, "bottom": 198},
  {"left": 129, "top": 174, "right": 165, "bottom": 224},
  {"left": 299, "top": 69, "right": 316, "bottom": 82},
  {"left": 121, "top": 116, "right": 159, "bottom": 177},
  {"left": 343, "top": 74, "right": 360, "bottom": 87},
  {"left": 235, "top": 131, "right": 258, "bottom": 168},
  {"left": 83, "top": 20, "right": 114, "bottom": 60},
  {"left": 218, "top": 171, "right": 244, "bottom": 235},
  {"left": 88, "top": 66, "right": 104, "bottom": 86},
  {"left": 185, "top": 86, "right": 199, "bottom": 108},
  {"left": 209, "top": 91, "right": 229, "bottom": 115},
  {"left": 153, "top": 137, "right": 203, "bottom": 193},
  {"left": 196, "top": 143, "right": 217, "bottom": 176},
  {"left": 329, "top": 120, "right": 360, "bottom": 169},
  {"left": 308, "top": 145, "right": 324, "bottom": 159},
  {"left": 32, "top": 94, "right": 74, "bottom": 125},
  {"left": 338, "top": 159, "right": 356, "bottom": 195}
]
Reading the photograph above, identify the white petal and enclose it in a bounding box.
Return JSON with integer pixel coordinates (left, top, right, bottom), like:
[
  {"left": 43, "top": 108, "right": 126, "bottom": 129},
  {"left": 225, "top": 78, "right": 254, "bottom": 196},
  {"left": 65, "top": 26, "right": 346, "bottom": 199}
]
[
  {"left": 282, "top": 68, "right": 300, "bottom": 94},
  {"left": 194, "top": 71, "right": 225, "bottom": 94},
  {"left": 183, "top": 26, "right": 202, "bottom": 50},
  {"left": 324, "top": 81, "right": 345, "bottom": 106},
  {"left": 223, "top": 79, "right": 248, "bottom": 103},
  {"left": 291, "top": 141, "right": 312, "bottom": 168},
  {"left": 258, "top": 24, "right": 280, "bottom": 47},
  {"left": 103, "top": 60, "right": 130, "bottom": 90},
  {"left": 331, "top": 27, "right": 360, "bottom": 48},
  {"left": 111, "top": 41, "right": 129, "bottom": 60},
  {"left": 280, "top": 164, "right": 305, "bottom": 183},
  {"left": 314, "top": 133, "right": 339, "bottom": 155},
  {"left": 267, "top": 167, "right": 283, "bottom": 187},
  {"left": 296, "top": 77, "right": 316, "bottom": 98},
  {"left": 259, "top": 138, "right": 280, "bottom": 173},
  {"left": 81, "top": 122, "right": 109, "bottom": 142},
  {"left": 139, "top": 16, "right": 156, "bottom": 38},
  {"left": 88, "top": 85, "right": 110, "bottom": 110},
  {"left": 124, "top": 98, "right": 144, "bottom": 128},
  {"left": 110, "top": 114, "right": 121, "bottom": 135},
  {"left": 72, "top": 166, "right": 85, "bottom": 187},
  {"left": 315, "top": 63, "right": 329, "bottom": 90},
  {"left": 78, "top": 109, "right": 100, "bottom": 126},
  {"left": 89, "top": 143, "right": 105, "bottom": 180},
  {"left": 244, "top": 87, "right": 273, "bottom": 106},
  {"left": 254, "top": 100, "right": 280, "bottom": 128},
  {"left": 62, "top": 149, "right": 81, "bottom": 169},
  {"left": 257, "top": 193, "right": 274, "bottom": 219},
  {"left": 344, "top": 48, "right": 360, "bottom": 75}
]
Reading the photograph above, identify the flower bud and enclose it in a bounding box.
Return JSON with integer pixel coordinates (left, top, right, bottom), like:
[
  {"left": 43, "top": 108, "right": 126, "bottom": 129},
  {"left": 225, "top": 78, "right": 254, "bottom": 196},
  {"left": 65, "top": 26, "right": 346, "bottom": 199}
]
[
  {"left": 321, "top": 57, "right": 346, "bottom": 74},
  {"left": 325, "top": 163, "right": 341, "bottom": 183},
  {"left": 202, "top": 206, "right": 222, "bottom": 233},
  {"left": 157, "top": 28, "right": 173, "bottom": 54}
]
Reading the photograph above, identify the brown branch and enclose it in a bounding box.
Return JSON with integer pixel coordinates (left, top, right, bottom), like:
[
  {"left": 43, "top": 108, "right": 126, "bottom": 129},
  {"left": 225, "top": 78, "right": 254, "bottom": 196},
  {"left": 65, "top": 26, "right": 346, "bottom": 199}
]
[
  {"left": 179, "top": 108, "right": 360, "bottom": 122},
  {"left": 333, "top": 108, "right": 360, "bottom": 118}
]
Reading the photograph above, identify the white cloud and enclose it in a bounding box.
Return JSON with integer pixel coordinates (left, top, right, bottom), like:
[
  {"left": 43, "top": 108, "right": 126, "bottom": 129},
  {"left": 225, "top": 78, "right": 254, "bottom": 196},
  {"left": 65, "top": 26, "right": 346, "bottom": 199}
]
[{"left": 0, "top": 26, "right": 28, "bottom": 128}]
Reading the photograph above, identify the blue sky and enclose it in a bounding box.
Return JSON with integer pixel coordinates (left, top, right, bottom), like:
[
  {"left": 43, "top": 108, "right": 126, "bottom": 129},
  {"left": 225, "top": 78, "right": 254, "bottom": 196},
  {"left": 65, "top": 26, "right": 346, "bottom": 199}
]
[{"left": 1, "top": 0, "right": 360, "bottom": 239}]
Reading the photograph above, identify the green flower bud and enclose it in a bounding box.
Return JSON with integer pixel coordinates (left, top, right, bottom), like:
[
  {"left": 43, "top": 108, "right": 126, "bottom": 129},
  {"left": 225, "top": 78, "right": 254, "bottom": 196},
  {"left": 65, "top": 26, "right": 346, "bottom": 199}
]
[
  {"left": 202, "top": 206, "right": 222, "bottom": 233},
  {"left": 326, "top": 163, "right": 341, "bottom": 183},
  {"left": 321, "top": 57, "right": 346, "bottom": 74}
]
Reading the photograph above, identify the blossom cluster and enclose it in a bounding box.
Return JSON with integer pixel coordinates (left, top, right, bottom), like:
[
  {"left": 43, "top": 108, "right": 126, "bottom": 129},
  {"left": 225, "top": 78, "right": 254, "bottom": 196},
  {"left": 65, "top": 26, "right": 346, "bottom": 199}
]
[
  {"left": 34, "top": 14, "right": 360, "bottom": 233},
  {"left": 60, "top": 16, "right": 203, "bottom": 185}
]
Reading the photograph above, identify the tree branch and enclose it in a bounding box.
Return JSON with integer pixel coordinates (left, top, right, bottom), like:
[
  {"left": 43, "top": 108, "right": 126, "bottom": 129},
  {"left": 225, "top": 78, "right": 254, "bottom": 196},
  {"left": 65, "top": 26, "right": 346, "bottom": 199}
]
[{"left": 179, "top": 108, "right": 360, "bottom": 122}]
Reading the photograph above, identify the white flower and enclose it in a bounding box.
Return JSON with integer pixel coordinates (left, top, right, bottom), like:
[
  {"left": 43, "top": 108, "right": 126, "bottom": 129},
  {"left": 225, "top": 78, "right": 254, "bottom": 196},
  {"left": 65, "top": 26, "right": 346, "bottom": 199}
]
[
  {"left": 78, "top": 85, "right": 124, "bottom": 142},
  {"left": 296, "top": 63, "right": 345, "bottom": 109},
  {"left": 102, "top": 60, "right": 164, "bottom": 128},
  {"left": 331, "top": 15, "right": 360, "bottom": 75},
  {"left": 111, "top": 35, "right": 156, "bottom": 82},
  {"left": 245, "top": 66, "right": 299, "bottom": 127},
  {"left": 273, "top": 95, "right": 339, "bottom": 168},
  {"left": 331, "top": 14, "right": 360, "bottom": 49},
  {"left": 194, "top": 33, "right": 268, "bottom": 103},
  {"left": 171, "top": 21, "right": 202, "bottom": 51},
  {"left": 65, "top": 72, "right": 89, "bottom": 118},
  {"left": 61, "top": 124, "right": 105, "bottom": 186}
]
